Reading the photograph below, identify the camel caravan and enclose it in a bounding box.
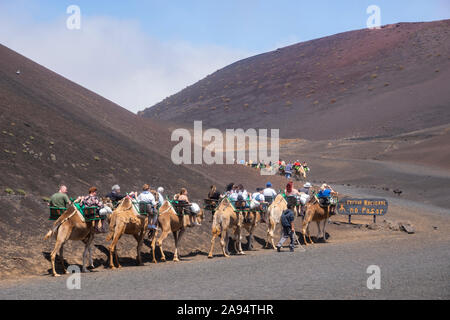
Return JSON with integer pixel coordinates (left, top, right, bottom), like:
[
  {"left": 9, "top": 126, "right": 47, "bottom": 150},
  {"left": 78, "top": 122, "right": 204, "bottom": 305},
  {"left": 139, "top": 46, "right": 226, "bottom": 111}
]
[{"left": 44, "top": 180, "right": 338, "bottom": 276}]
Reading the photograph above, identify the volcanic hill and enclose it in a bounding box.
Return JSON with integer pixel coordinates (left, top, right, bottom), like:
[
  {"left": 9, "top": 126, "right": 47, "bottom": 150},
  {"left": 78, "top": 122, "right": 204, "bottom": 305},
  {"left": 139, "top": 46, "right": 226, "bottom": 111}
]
[{"left": 140, "top": 20, "right": 450, "bottom": 140}]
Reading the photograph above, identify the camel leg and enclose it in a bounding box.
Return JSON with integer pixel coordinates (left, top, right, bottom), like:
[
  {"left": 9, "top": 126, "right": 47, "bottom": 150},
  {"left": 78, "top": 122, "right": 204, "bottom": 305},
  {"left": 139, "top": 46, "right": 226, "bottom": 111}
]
[
  {"left": 316, "top": 221, "right": 322, "bottom": 241},
  {"left": 172, "top": 231, "right": 179, "bottom": 262},
  {"left": 266, "top": 219, "right": 275, "bottom": 249},
  {"left": 50, "top": 239, "right": 64, "bottom": 277},
  {"left": 87, "top": 245, "right": 94, "bottom": 269},
  {"left": 50, "top": 225, "right": 70, "bottom": 277},
  {"left": 208, "top": 234, "right": 217, "bottom": 258},
  {"left": 134, "top": 232, "right": 144, "bottom": 266},
  {"left": 208, "top": 232, "right": 218, "bottom": 259},
  {"left": 59, "top": 244, "right": 68, "bottom": 274},
  {"left": 307, "top": 224, "right": 313, "bottom": 244},
  {"left": 323, "top": 219, "right": 329, "bottom": 242},
  {"left": 234, "top": 227, "right": 245, "bottom": 255},
  {"left": 109, "top": 224, "right": 125, "bottom": 269},
  {"left": 270, "top": 222, "right": 277, "bottom": 250},
  {"left": 247, "top": 225, "right": 255, "bottom": 251},
  {"left": 157, "top": 230, "right": 170, "bottom": 262},
  {"left": 302, "top": 219, "right": 313, "bottom": 246},
  {"left": 221, "top": 230, "right": 230, "bottom": 258},
  {"left": 82, "top": 233, "right": 94, "bottom": 273},
  {"left": 174, "top": 229, "right": 185, "bottom": 262},
  {"left": 151, "top": 228, "right": 159, "bottom": 263}
]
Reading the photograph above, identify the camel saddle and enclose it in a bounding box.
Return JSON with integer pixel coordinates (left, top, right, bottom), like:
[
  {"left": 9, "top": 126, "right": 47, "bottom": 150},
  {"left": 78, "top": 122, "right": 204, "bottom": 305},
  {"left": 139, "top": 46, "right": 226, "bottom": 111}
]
[
  {"left": 170, "top": 200, "right": 192, "bottom": 216},
  {"left": 203, "top": 199, "right": 220, "bottom": 211}
]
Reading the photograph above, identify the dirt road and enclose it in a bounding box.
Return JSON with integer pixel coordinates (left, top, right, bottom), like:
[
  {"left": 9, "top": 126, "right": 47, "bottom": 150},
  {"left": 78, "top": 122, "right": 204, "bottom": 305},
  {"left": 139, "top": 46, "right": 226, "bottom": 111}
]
[{"left": 0, "top": 230, "right": 448, "bottom": 300}]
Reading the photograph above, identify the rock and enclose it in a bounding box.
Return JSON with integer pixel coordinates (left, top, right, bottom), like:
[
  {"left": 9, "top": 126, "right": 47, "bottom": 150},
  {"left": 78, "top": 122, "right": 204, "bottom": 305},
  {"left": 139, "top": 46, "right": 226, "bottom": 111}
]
[
  {"left": 383, "top": 219, "right": 400, "bottom": 231},
  {"left": 367, "top": 223, "right": 379, "bottom": 230},
  {"left": 399, "top": 222, "right": 415, "bottom": 234},
  {"left": 433, "top": 226, "right": 438, "bottom": 230},
  {"left": 50, "top": 154, "right": 56, "bottom": 161}
]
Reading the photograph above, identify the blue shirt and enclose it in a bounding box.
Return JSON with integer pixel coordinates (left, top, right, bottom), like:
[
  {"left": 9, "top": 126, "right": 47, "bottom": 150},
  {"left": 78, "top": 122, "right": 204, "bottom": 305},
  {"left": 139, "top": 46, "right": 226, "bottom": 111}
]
[
  {"left": 318, "top": 189, "right": 331, "bottom": 198},
  {"left": 281, "top": 209, "right": 295, "bottom": 228}
]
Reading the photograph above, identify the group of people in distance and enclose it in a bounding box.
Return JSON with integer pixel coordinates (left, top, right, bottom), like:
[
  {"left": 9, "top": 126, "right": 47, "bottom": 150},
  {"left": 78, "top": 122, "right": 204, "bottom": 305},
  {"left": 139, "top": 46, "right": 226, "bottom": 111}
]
[
  {"left": 278, "top": 160, "right": 309, "bottom": 179},
  {"left": 48, "top": 184, "right": 166, "bottom": 233}
]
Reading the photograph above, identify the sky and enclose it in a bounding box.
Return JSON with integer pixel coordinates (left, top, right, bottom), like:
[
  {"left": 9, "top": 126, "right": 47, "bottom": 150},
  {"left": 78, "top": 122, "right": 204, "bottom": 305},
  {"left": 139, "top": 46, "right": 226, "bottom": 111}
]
[{"left": 1, "top": 0, "right": 449, "bottom": 112}]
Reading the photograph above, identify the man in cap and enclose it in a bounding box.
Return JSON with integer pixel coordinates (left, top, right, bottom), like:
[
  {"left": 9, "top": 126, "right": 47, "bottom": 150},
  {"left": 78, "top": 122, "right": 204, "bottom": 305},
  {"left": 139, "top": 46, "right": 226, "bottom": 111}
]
[{"left": 263, "top": 182, "right": 277, "bottom": 205}]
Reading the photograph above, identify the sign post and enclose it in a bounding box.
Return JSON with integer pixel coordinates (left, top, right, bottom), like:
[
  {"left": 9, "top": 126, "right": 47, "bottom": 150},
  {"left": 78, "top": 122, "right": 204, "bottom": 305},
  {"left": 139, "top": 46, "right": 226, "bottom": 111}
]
[{"left": 338, "top": 198, "right": 388, "bottom": 224}]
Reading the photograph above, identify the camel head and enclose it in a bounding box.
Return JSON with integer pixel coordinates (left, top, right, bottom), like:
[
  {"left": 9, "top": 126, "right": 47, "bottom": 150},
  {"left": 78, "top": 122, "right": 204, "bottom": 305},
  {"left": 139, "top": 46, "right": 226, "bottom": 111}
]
[
  {"left": 118, "top": 196, "right": 133, "bottom": 211},
  {"left": 194, "top": 208, "right": 205, "bottom": 225},
  {"left": 102, "top": 197, "right": 114, "bottom": 210}
]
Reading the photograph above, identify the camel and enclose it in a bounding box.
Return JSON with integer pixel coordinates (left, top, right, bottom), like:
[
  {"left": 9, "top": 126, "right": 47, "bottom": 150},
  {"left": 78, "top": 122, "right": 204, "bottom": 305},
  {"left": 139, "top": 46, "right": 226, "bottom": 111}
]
[
  {"left": 242, "top": 209, "right": 261, "bottom": 251},
  {"left": 294, "top": 165, "right": 307, "bottom": 180},
  {"left": 208, "top": 198, "right": 245, "bottom": 258},
  {"left": 106, "top": 194, "right": 157, "bottom": 269},
  {"left": 43, "top": 198, "right": 113, "bottom": 277},
  {"left": 265, "top": 194, "right": 289, "bottom": 249},
  {"left": 149, "top": 200, "right": 204, "bottom": 263},
  {"left": 302, "top": 195, "right": 337, "bottom": 245}
]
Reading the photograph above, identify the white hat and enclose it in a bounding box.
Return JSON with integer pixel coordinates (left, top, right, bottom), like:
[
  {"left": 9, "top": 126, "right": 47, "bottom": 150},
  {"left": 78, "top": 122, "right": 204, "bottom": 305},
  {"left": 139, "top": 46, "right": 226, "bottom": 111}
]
[
  {"left": 304, "top": 182, "right": 312, "bottom": 188},
  {"left": 157, "top": 187, "right": 164, "bottom": 193},
  {"left": 112, "top": 184, "right": 120, "bottom": 191}
]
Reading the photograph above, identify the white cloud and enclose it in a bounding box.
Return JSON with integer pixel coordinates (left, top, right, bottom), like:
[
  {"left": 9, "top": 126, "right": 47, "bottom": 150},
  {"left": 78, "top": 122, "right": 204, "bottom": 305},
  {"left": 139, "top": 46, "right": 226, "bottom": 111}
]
[{"left": 0, "top": 7, "right": 252, "bottom": 113}]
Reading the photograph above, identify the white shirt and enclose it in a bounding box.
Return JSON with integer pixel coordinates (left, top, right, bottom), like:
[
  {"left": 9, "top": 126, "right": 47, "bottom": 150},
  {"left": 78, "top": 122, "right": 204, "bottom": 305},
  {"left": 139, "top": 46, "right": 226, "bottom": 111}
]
[
  {"left": 263, "top": 188, "right": 277, "bottom": 198},
  {"left": 252, "top": 193, "right": 265, "bottom": 202},
  {"left": 238, "top": 190, "right": 248, "bottom": 200},
  {"left": 137, "top": 191, "right": 156, "bottom": 206},
  {"left": 157, "top": 192, "right": 165, "bottom": 206},
  {"left": 229, "top": 191, "right": 239, "bottom": 201}
]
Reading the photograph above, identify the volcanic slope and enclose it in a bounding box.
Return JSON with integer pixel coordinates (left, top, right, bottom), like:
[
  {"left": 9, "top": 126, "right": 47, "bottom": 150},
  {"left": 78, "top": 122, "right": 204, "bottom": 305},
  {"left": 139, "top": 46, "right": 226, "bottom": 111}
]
[{"left": 141, "top": 20, "right": 450, "bottom": 140}]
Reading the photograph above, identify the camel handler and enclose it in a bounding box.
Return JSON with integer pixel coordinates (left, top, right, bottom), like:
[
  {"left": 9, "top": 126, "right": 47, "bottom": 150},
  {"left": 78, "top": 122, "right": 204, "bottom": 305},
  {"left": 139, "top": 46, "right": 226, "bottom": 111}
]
[
  {"left": 49, "top": 185, "right": 71, "bottom": 208},
  {"left": 276, "top": 200, "right": 296, "bottom": 252}
]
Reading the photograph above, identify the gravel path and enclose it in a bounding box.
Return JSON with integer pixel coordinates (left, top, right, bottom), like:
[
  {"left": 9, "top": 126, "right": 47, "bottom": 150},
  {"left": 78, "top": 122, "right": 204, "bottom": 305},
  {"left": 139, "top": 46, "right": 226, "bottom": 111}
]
[{"left": 1, "top": 232, "right": 448, "bottom": 300}]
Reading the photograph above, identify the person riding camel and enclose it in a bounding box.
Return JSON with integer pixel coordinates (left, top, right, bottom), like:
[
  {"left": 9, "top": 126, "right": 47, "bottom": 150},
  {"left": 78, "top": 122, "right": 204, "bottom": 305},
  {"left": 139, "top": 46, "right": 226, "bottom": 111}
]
[
  {"left": 76, "top": 187, "right": 109, "bottom": 232},
  {"left": 207, "top": 185, "right": 221, "bottom": 220},
  {"left": 157, "top": 187, "right": 165, "bottom": 207},
  {"left": 317, "top": 184, "right": 338, "bottom": 215},
  {"left": 285, "top": 163, "right": 293, "bottom": 179},
  {"left": 252, "top": 188, "right": 267, "bottom": 223},
  {"left": 175, "top": 188, "right": 199, "bottom": 226},
  {"left": 285, "top": 181, "right": 300, "bottom": 216},
  {"left": 298, "top": 182, "right": 312, "bottom": 216},
  {"left": 49, "top": 185, "right": 71, "bottom": 209},
  {"left": 263, "top": 182, "right": 277, "bottom": 204},
  {"left": 106, "top": 185, "right": 126, "bottom": 206},
  {"left": 235, "top": 184, "right": 250, "bottom": 222},
  {"left": 229, "top": 184, "right": 239, "bottom": 202},
  {"left": 208, "top": 185, "right": 221, "bottom": 200},
  {"left": 137, "top": 184, "right": 158, "bottom": 231},
  {"left": 285, "top": 181, "right": 300, "bottom": 196}
]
